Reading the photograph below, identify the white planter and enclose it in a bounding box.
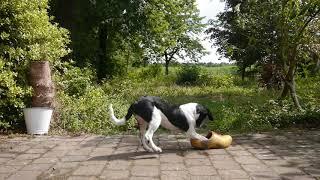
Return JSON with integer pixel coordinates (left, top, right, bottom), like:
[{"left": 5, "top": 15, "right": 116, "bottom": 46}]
[{"left": 23, "top": 107, "right": 53, "bottom": 135}]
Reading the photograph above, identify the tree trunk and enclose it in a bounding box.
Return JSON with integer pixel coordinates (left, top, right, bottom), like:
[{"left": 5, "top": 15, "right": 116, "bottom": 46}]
[
  {"left": 279, "top": 52, "right": 303, "bottom": 110},
  {"left": 241, "top": 66, "right": 245, "bottom": 81},
  {"left": 29, "top": 61, "right": 54, "bottom": 108},
  {"left": 165, "top": 60, "right": 169, "bottom": 75},
  {"left": 287, "top": 79, "right": 302, "bottom": 110},
  {"left": 97, "top": 24, "right": 108, "bottom": 81},
  {"left": 164, "top": 51, "right": 170, "bottom": 75}
]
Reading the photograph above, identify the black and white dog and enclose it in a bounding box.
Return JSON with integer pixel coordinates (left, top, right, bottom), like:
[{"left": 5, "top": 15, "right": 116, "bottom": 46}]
[{"left": 109, "top": 96, "right": 213, "bottom": 153}]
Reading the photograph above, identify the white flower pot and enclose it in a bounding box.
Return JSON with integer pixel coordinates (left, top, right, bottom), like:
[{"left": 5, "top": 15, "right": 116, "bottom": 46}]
[{"left": 23, "top": 107, "right": 53, "bottom": 135}]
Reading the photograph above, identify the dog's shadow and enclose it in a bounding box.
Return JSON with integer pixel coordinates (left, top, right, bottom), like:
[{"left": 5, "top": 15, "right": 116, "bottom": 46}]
[{"left": 88, "top": 149, "right": 187, "bottom": 161}]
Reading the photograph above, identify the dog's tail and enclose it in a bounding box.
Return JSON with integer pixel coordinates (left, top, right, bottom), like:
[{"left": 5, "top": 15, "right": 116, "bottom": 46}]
[{"left": 109, "top": 104, "right": 134, "bottom": 125}]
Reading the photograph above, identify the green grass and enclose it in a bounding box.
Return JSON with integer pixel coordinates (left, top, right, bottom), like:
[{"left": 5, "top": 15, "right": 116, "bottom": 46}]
[{"left": 52, "top": 65, "right": 320, "bottom": 135}]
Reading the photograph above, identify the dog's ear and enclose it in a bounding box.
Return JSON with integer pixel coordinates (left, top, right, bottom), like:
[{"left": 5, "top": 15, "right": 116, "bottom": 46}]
[{"left": 205, "top": 107, "right": 214, "bottom": 121}]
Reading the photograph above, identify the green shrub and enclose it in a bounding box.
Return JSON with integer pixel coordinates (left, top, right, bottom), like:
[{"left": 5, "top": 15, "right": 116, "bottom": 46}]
[
  {"left": 139, "top": 64, "right": 163, "bottom": 78},
  {"left": 176, "top": 65, "right": 201, "bottom": 85},
  {"left": 0, "top": 0, "right": 69, "bottom": 131},
  {"left": 54, "top": 86, "right": 136, "bottom": 134},
  {"left": 0, "top": 59, "right": 31, "bottom": 131},
  {"left": 54, "top": 65, "right": 95, "bottom": 97}
]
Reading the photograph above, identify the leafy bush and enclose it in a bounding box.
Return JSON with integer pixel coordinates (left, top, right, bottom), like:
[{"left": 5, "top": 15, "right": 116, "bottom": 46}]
[
  {"left": 139, "top": 64, "right": 163, "bottom": 78},
  {"left": 176, "top": 65, "right": 201, "bottom": 85},
  {"left": 54, "top": 86, "right": 136, "bottom": 134},
  {"left": 0, "top": 0, "right": 69, "bottom": 131},
  {"left": 198, "top": 72, "right": 235, "bottom": 88},
  {"left": 0, "top": 59, "right": 31, "bottom": 131},
  {"left": 54, "top": 65, "right": 95, "bottom": 97}
]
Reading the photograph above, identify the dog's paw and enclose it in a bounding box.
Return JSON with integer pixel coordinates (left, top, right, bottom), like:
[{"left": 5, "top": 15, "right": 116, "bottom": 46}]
[{"left": 153, "top": 146, "right": 162, "bottom": 153}]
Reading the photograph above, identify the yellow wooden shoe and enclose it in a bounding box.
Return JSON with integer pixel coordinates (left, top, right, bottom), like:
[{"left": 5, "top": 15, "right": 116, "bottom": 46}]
[{"left": 190, "top": 131, "right": 232, "bottom": 149}]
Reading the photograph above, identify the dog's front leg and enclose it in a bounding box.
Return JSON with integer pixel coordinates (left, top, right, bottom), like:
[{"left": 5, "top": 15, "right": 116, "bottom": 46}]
[{"left": 187, "top": 128, "right": 208, "bottom": 141}]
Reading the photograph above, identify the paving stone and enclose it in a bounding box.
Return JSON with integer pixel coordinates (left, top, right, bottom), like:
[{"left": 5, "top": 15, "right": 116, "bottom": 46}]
[
  {"left": 61, "top": 155, "right": 88, "bottom": 162},
  {"left": 0, "top": 130, "right": 319, "bottom": 180},
  {"left": 161, "top": 163, "right": 186, "bottom": 171},
  {"left": 0, "top": 165, "right": 22, "bottom": 173},
  {"left": 130, "top": 177, "right": 160, "bottom": 180},
  {"left": 67, "top": 147, "right": 94, "bottom": 156},
  {"left": 191, "top": 176, "right": 222, "bottom": 180},
  {"left": 218, "top": 169, "right": 249, "bottom": 179},
  {"left": 100, "top": 170, "right": 130, "bottom": 179},
  {"left": 32, "top": 157, "right": 59, "bottom": 164},
  {"left": 131, "top": 165, "right": 160, "bottom": 176},
  {"left": 25, "top": 148, "right": 48, "bottom": 154},
  {"left": 0, "top": 153, "right": 16, "bottom": 158},
  {"left": 188, "top": 166, "right": 217, "bottom": 176},
  {"left": 42, "top": 150, "right": 68, "bottom": 157},
  {"left": 0, "top": 157, "right": 12, "bottom": 164},
  {"left": 161, "top": 170, "right": 189, "bottom": 179},
  {"left": 160, "top": 154, "right": 184, "bottom": 163},
  {"left": 250, "top": 171, "right": 281, "bottom": 180},
  {"left": 185, "top": 158, "right": 211, "bottom": 166},
  {"left": 107, "top": 160, "right": 132, "bottom": 170},
  {"left": 280, "top": 174, "right": 316, "bottom": 180},
  {"left": 21, "top": 163, "right": 53, "bottom": 171},
  {"left": 271, "top": 166, "right": 305, "bottom": 175},
  {"left": 234, "top": 156, "right": 262, "bottom": 164},
  {"left": 67, "top": 176, "right": 99, "bottom": 180},
  {"left": 209, "top": 155, "right": 233, "bottom": 161},
  {"left": 302, "top": 167, "right": 320, "bottom": 177},
  {"left": 15, "top": 153, "right": 41, "bottom": 160},
  {"left": 53, "top": 162, "right": 80, "bottom": 169},
  {"left": 211, "top": 161, "right": 242, "bottom": 170},
  {"left": 228, "top": 150, "right": 252, "bottom": 156},
  {"left": 6, "top": 159, "right": 31, "bottom": 166},
  {"left": 134, "top": 158, "right": 160, "bottom": 165},
  {"left": 72, "top": 164, "right": 104, "bottom": 176},
  {"left": 184, "top": 151, "right": 209, "bottom": 159},
  {"left": 6, "top": 170, "right": 42, "bottom": 180},
  {"left": 241, "top": 164, "right": 272, "bottom": 172},
  {"left": 205, "top": 149, "right": 228, "bottom": 155},
  {"left": 0, "top": 173, "right": 10, "bottom": 180}
]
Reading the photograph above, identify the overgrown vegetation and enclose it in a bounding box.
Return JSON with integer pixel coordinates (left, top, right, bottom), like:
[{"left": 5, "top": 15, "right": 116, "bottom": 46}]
[
  {"left": 0, "top": 0, "right": 319, "bottom": 135},
  {"left": 0, "top": 0, "right": 69, "bottom": 132},
  {"left": 50, "top": 65, "right": 319, "bottom": 135}
]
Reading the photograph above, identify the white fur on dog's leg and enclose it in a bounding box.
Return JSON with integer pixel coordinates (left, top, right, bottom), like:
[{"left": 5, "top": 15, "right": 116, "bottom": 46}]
[
  {"left": 142, "top": 136, "right": 154, "bottom": 152},
  {"left": 136, "top": 116, "right": 153, "bottom": 152},
  {"left": 187, "top": 128, "right": 208, "bottom": 141},
  {"left": 145, "top": 107, "right": 163, "bottom": 153}
]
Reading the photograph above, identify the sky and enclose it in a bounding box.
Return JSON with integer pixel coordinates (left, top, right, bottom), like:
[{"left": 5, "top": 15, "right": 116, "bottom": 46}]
[{"left": 196, "top": 0, "right": 229, "bottom": 63}]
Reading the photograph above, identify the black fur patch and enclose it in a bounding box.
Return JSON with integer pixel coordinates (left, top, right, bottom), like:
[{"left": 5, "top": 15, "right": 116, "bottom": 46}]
[
  {"left": 131, "top": 96, "right": 190, "bottom": 131},
  {"left": 196, "top": 104, "right": 214, "bottom": 127}
]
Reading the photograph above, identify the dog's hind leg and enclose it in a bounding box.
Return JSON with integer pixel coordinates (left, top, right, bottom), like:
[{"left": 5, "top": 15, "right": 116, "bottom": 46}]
[
  {"left": 144, "top": 107, "right": 162, "bottom": 153},
  {"left": 136, "top": 116, "right": 153, "bottom": 152}
]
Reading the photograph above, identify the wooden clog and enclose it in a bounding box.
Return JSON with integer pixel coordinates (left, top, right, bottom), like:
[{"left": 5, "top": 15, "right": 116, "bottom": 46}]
[{"left": 190, "top": 131, "right": 232, "bottom": 149}]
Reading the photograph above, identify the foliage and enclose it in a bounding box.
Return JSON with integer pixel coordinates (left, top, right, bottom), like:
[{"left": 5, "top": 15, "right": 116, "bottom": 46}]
[
  {"left": 206, "top": 0, "right": 320, "bottom": 109},
  {"left": 50, "top": 0, "right": 206, "bottom": 78},
  {"left": 0, "top": 0, "right": 70, "bottom": 63},
  {"left": 0, "top": 59, "right": 31, "bottom": 130},
  {"left": 139, "top": 64, "right": 163, "bottom": 79},
  {"left": 176, "top": 65, "right": 201, "bottom": 85},
  {"left": 0, "top": 0, "right": 70, "bottom": 131},
  {"left": 144, "top": 0, "right": 207, "bottom": 75},
  {"left": 54, "top": 65, "right": 95, "bottom": 97}
]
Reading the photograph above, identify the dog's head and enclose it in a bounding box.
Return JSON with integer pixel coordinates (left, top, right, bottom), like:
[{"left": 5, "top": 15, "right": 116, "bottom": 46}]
[{"left": 195, "top": 105, "right": 214, "bottom": 128}]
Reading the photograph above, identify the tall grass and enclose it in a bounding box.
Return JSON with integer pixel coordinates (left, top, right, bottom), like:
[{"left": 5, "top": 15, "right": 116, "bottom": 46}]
[{"left": 53, "top": 65, "right": 320, "bottom": 135}]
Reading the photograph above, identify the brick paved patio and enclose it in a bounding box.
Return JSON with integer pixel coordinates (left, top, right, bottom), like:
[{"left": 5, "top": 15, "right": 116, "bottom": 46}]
[{"left": 0, "top": 130, "right": 319, "bottom": 180}]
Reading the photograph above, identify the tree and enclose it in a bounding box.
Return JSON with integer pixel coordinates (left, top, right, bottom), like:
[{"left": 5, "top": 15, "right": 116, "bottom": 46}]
[
  {"left": 50, "top": 0, "right": 147, "bottom": 80},
  {"left": 143, "top": 0, "right": 207, "bottom": 75},
  {"left": 207, "top": 0, "right": 320, "bottom": 110}
]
